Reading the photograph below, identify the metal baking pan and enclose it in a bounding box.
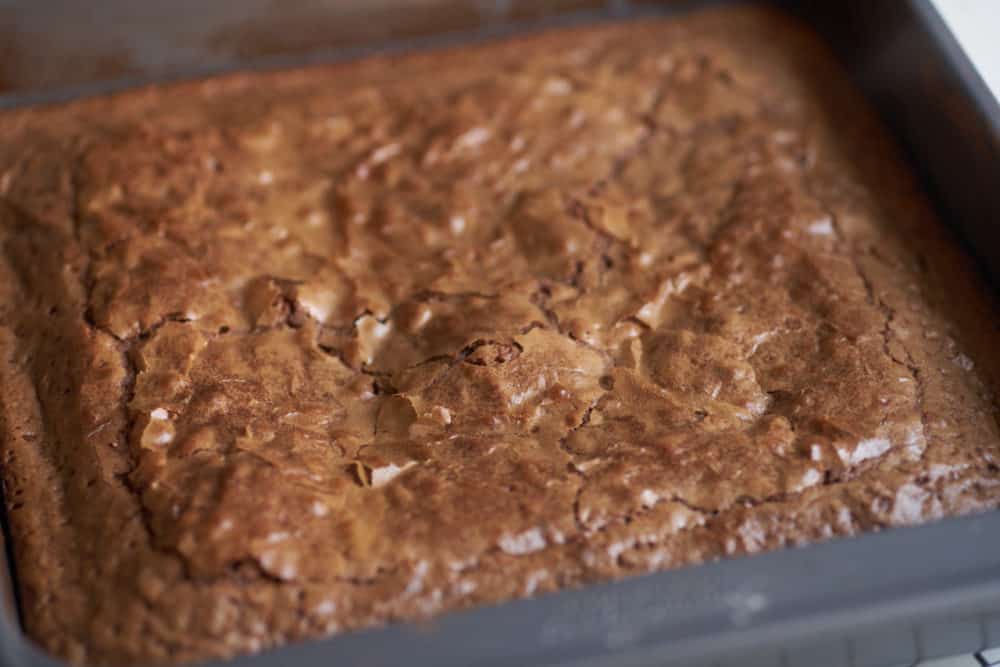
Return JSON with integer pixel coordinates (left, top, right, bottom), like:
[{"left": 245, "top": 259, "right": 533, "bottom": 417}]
[{"left": 2, "top": 1, "right": 1000, "bottom": 666}]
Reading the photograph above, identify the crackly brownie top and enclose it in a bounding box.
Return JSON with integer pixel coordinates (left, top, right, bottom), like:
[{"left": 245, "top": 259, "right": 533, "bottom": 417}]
[{"left": 1, "top": 6, "right": 999, "bottom": 665}]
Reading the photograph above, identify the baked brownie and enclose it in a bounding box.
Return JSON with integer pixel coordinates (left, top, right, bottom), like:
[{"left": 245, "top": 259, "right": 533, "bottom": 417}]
[{"left": 2, "top": 5, "right": 999, "bottom": 665}]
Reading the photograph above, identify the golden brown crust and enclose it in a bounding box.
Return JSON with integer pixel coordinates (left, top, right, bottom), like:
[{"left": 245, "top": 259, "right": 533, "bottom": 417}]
[{"left": 2, "top": 6, "right": 1000, "bottom": 665}]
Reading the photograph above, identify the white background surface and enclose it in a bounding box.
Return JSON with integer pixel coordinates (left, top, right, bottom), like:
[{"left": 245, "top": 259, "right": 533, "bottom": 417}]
[{"left": 933, "top": 0, "right": 1000, "bottom": 101}]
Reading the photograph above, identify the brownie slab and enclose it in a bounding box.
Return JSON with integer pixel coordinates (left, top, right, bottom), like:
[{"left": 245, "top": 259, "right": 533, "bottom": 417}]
[{"left": 1, "top": 6, "right": 1000, "bottom": 665}]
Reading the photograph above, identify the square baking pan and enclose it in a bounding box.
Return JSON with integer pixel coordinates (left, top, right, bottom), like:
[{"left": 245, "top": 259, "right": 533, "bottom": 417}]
[{"left": 2, "top": 1, "right": 1000, "bottom": 666}]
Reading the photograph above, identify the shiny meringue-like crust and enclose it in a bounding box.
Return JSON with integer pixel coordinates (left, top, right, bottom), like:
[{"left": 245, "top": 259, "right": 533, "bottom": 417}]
[{"left": 2, "top": 6, "right": 1000, "bottom": 666}]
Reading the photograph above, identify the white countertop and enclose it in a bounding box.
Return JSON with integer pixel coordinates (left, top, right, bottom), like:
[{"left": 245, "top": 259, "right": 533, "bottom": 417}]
[{"left": 932, "top": 0, "right": 1000, "bottom": 101}]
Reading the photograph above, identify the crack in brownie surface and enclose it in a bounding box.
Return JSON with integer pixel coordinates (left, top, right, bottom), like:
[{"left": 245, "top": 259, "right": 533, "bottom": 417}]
[{"left": 2, "top": 6, "right": 1000, "bottom": 665}]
